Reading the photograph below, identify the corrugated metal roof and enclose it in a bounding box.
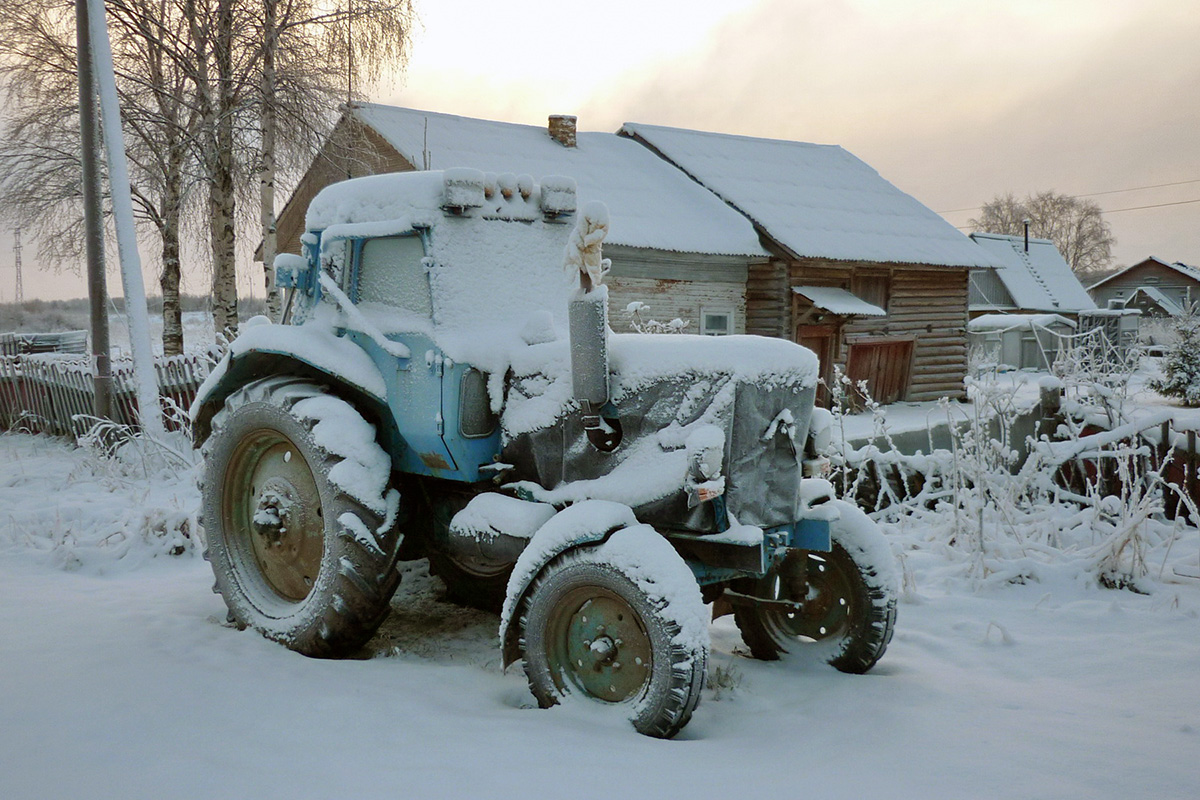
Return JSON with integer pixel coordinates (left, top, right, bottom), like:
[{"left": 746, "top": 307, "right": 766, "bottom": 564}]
[
  {"left": 969, "top": 233, "right": 1096, "bottom": 313},
  {"left": 792, "top": 286, "right": 886, "bottom": 316},
  {"left": 620, "top": 123, "right": 999, "bottom": 269},
  {"left": 349, "top": 104, "right": 768, "bottom": 258}
]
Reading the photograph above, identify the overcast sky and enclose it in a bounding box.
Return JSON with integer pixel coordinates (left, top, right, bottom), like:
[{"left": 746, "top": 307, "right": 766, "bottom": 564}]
[{"left": 5, "top": 0, "right": 1196, "bottom": 302}]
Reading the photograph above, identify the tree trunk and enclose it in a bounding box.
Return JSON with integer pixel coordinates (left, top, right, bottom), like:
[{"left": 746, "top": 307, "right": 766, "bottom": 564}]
[
  {"left": 210, "top": 0, "right": 239, "bottom": 340},
  {"left": 261, "top": 0, "right": 279, "bottom": 319},
  {"left": 160, "top": 148, "right": 185, "bottom": 356}
]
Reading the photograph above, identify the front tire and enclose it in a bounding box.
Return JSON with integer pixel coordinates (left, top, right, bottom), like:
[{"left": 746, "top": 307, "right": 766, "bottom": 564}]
[
  {"left": 200, "top": 377, "right": 401, "bottom": 657},
  {"left": 734, "top": 503, "right": 897, "bottom": 673},
  {"left": 518, "top": 543, "right": 707, "bottom": 739}
]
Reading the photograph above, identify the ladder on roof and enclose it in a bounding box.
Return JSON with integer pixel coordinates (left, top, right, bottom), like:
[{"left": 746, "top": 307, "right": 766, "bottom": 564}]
[{"left": 1011, "top": 239, "right": 1060, "bottom": 308}]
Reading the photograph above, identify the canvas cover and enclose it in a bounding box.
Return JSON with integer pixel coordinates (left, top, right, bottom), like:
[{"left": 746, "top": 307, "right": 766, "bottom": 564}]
[{"left": 502, "top": 360, "right": 816, "bottom": 533}]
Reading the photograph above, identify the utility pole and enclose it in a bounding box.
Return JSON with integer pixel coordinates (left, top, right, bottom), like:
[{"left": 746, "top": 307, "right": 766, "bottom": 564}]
[
  {"left": 86, "top": 0, "right": 165, "bottom": 440},
  {"left": 76, "top": 0, "right": 112, "bottom": 420},
  {"left": 13, "top": 228, "right": 23, "bottom": 303}
]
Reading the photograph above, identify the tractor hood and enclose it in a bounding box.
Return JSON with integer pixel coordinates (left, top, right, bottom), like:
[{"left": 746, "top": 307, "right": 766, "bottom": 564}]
[{"left": 501, "top": 333, "right": 820, "bottom": 532}]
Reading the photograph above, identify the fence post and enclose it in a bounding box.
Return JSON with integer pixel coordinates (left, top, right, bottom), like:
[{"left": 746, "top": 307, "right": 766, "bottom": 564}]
[{"left": 1188, "top": 430, "right": 1197, "bottom": 508}]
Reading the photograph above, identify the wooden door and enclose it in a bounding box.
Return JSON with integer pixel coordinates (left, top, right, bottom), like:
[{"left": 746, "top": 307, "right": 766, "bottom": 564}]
[
  {"left": 796, "top": 324, "right": 835, "bottom": 406},
  {"left": 845, "top": 338, "right": 913, "bottom": 405}
]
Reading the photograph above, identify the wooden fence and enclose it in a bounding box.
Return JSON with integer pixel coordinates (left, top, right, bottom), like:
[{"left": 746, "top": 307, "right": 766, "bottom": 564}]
[{"left": 0, "top": 353, "right": 210, "bottom": 437}]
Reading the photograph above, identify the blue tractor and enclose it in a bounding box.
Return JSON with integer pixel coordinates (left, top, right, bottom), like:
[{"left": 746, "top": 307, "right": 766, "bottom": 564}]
[{"left": 191, "top": 169, "right": 897, "bottom": 738}]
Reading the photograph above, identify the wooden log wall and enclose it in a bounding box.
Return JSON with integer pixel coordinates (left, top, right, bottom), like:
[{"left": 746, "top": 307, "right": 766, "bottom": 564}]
[
  {"left": 742, "top": 258, "right": 970, "bottom": 402},
  {"left": 746, "top": 260, "right": 790, "bottom": 338},
  {"left": 272, "top": 119, "right": 415, "bottom": 260},
  {"left": 606, "top": 277, "right": 746, "bottom": 334}
]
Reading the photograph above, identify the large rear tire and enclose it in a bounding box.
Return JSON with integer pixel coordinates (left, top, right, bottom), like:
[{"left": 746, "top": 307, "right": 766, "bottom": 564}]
[
  {"left": 734, "top": 505, "right": 897, "bottom": 673},
  {"left": 200, "top": 377, "right": 402, "bottom": 657},
  {"left": 518, "top": 544, "right": 707, "bottom": 739},
  {"left": 428, "top": 551, "right": 511, "bottom": 612}
]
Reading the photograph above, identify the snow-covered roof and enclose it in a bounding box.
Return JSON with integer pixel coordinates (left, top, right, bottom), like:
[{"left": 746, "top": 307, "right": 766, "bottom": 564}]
[
  {"left": 348, "top": 104, "right": 768, "bottom": 258},
  {"left": 968, "top": 313, "right": 1076, "bottom": 332},
  {"left": 792, "top": 286, "right": 886, "bottom": 316},
  {"left": 969, "top": 233, "right": 1096, "bottom": 313},
  {"left": 1128, "top": 285, "right": 1184, "bottom": 316},
  {"left": 619, "top": 123, "right": 998, "bottom": 269},
  {"left": 1087, "top": 256, "right": 1200, "bottom": 290}
]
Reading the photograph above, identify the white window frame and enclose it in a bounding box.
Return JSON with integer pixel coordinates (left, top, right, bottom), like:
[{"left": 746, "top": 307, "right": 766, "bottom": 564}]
[{"left": 700, "top": 307, "right": 734, "bottom": 336}]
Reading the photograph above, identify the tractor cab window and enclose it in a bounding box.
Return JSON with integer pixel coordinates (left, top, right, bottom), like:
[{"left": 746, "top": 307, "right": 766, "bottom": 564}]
[{"left": 357, "top": 235, "right": 432, "bottom": 317}]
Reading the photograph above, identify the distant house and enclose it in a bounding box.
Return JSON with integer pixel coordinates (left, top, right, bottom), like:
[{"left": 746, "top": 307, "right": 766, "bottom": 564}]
[
  {"left": 967, "top": 232, "right": 1096, "bottom": 318},
  {"left": 272, "top": 105, "right": 998, "bottom": 404},
  {"left": 271, "top": 104, "right": 768, "bottom": 338},
  {"left": 1088, "top": 257, "right": 1200, "bottom": 316},
  {"left": 619, "top": 123, "right": 998, "bottom": 403}
]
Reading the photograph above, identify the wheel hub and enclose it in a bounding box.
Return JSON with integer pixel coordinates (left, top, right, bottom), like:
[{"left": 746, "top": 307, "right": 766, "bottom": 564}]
[
  {"left": 558, "top": 594, "right": 652, "bottom": 703},
  {"left": 252, "top": 478, "right": 301, "bottom": 550},
  {"left": 771, "top": 553, "right": 853, "bottom": 641},
  {"left": 226, "top": 431, "right": 325, "bottom": 602}
]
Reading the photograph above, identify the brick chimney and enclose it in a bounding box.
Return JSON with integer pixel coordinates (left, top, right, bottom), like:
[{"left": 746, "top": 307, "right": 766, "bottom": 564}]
[{"left": 548, "top": 114, "right": 577, "bottom": 148}]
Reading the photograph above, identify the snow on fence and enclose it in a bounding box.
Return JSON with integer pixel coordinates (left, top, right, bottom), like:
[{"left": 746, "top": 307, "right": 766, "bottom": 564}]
[
  {"left": 0, "top": 330, "right": 89, "bottom": 357},
  {"left": 0, "top": 353, "right": 209, "bottom": 437}
]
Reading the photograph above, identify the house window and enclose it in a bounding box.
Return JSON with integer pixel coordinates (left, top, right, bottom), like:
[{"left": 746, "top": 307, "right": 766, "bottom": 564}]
[
  {"left": 700, "top": 308, "right": 734, "bottom": 336},
  {"left": 1145, "top": 277, "right": 1160, "bottom": 285},
  {"left": 851, "top": 274, "right": 890, "bottom": 311}
]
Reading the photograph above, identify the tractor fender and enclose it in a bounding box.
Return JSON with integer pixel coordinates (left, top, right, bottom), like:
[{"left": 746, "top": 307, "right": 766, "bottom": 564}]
[
  {"left": 190, "top": 322, "right": 389, "bottom": 445},
  {"left": 499, "top": 500, "right": 638, "bottom": 666}
]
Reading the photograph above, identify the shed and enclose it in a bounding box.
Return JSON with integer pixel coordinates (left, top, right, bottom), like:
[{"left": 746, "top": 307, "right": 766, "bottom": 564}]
[{"left": 967, "top": 233, "right": 1096, "bottom": 318}]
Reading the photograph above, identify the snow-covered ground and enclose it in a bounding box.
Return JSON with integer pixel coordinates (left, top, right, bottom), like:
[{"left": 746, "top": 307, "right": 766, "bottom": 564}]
[{"left": 1, "top": 431, "right": 1198, "bottom": 799}]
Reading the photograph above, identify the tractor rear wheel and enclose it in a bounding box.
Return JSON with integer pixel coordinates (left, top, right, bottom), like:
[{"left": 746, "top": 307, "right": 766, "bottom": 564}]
[{"left": 200, "top": 377, "right": 401, "bottom": 657}]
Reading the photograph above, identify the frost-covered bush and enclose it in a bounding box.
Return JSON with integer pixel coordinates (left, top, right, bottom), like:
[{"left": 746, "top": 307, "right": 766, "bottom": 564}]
[
  {"left": 625, "top": 301, "right": 689, "bottom": 334},
  {"left": 823, "top": 364, "right": 1190, "bottom": 592},
  {"left": 1149, "top": 309, "right": 1200, "bottom": 406},
  {"left": 0, "top": 432, "right": 202, "bottom": 571}
]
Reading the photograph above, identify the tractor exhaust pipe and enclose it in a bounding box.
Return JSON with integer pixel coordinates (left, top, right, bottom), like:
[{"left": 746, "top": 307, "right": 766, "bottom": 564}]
[{"left": 565, "top": 202, "right": 621, "bottom": 452}]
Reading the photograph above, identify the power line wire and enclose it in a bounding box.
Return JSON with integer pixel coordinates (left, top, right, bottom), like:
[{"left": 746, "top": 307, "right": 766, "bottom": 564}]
[
  {"left": 1104, "top": 197, "right": 1200, "bottom": 214},
  {"left": 938, "top": 177, "right": 1200, "bottom": 214},
  {"left": 955, "top": 196, "right": 1200, "bottom": 227}
]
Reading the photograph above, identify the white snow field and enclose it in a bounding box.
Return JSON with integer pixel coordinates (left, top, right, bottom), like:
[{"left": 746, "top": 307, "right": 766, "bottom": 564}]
[{"left": 1, "top": 432, "right": 1198, "bottom": 800}]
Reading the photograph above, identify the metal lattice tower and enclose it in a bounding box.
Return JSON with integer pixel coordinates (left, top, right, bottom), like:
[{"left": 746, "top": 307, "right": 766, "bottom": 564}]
[{"left": 13, "top": 227, "right": 23, "bottom": 303}]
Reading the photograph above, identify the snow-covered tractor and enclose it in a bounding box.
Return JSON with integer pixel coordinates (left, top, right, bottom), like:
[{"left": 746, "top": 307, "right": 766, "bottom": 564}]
[{"left": 191, "top": 169, "right": 898, "bottom": 738}]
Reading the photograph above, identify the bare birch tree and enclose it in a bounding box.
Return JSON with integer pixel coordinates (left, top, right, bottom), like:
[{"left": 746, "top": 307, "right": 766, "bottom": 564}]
[
  {"left": 0, "top": 0, "right": 413, "bottom": 346},
  {"left": 970, "top": 191, "right": 1116, "bottom": 277},
  {"left": 255, "top": 0, "right": 414, "bottom": 317},
  {"left": 0, "top": 1, "right": 202, "bottom": 354}
]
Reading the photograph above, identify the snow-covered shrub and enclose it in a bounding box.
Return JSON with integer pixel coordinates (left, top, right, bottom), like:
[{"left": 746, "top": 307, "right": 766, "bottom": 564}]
[
  {"left": 1149, "top": 308, "right": 1200, "bottom": 406},
  {"left": 825, "top": 364, "right": 1187, "bottom": 591},
  {"left": 625, "top": 301, "right": 689, "bottom": 334},
  {"left": 0, "top": 432, "right": 202, "bottom": 571},
  {"left": 1053, "top": 322, "right": 1143, "bottom": 427}
]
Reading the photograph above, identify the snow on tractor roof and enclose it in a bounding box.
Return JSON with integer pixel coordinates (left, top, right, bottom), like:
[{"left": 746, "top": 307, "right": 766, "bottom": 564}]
[{"left": 305, "top": 169, "right": 575, "bottom": 234}]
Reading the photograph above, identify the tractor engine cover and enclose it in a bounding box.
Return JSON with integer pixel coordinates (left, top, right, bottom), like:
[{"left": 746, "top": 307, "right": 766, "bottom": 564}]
[{"left": 500, "top": 333, "right": 819, "bottom": 533}]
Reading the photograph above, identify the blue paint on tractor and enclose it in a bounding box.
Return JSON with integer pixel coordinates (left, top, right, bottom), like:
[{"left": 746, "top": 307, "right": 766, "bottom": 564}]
[{"left": 764, "top": 518, "right": 832, "bottom": 553}]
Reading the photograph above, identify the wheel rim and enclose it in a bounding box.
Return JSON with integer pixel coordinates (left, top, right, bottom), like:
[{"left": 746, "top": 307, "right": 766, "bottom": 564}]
[
  {"left": 223, "top": 428, "right": 325, "bottom": 602},
  {"left": 545, "top": 587, "right": 653, "bottom": 703},
  {"left": 764, "top": 551, "right": 855, "bottom": 643}
]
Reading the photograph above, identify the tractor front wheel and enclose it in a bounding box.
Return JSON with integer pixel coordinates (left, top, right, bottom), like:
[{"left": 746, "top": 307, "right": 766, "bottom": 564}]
[{"left": 518, "top": 545, "right": 707, "bottom": 738}]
